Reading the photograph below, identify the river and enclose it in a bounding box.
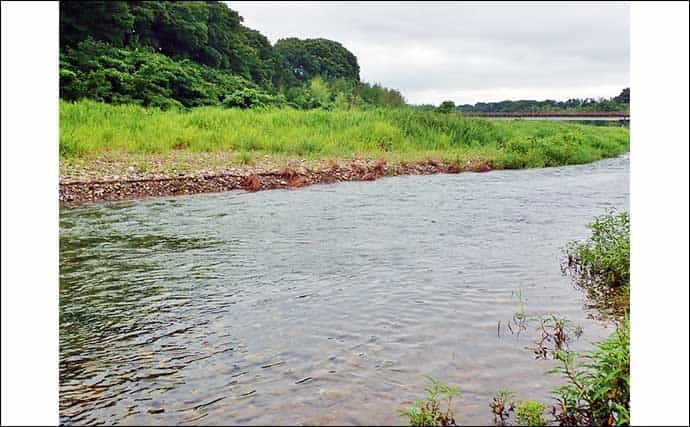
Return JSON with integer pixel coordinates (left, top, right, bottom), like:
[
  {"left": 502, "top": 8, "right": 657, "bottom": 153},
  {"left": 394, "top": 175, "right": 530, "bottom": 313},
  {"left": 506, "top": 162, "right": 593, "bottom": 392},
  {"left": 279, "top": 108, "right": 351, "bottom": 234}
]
[{"left": 59, "top": 154, "right": 629, "bottom": 425}]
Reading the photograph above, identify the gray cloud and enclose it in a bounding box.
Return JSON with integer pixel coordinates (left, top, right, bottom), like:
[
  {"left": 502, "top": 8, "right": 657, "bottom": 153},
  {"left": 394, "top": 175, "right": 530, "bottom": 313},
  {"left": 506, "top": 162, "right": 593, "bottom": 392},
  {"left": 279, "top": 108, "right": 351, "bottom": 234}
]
[{"left": 227, "top": 1, "right": 629, "bottom": 105}]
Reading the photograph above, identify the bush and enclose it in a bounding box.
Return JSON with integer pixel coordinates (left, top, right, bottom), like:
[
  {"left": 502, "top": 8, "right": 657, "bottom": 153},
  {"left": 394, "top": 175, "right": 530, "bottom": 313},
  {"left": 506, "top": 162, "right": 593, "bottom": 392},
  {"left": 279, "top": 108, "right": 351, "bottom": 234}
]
[{"left": 222, "top": 88, "right": 284, "bottom": 109}]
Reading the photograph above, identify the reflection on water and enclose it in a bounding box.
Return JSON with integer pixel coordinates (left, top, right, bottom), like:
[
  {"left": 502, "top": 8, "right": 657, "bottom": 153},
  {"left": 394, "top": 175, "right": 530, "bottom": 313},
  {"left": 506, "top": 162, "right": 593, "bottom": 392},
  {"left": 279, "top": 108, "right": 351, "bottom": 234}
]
[{"left": 60, "top": 155, "right": 629, "bottom": 425}]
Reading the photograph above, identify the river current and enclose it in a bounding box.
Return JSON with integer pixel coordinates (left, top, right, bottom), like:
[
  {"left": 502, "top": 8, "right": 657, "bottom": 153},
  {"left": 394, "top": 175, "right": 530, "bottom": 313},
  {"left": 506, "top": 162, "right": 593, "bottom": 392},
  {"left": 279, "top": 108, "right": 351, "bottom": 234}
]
[{"left": 60, "top": 155, "right": 629, "bottom": 425}]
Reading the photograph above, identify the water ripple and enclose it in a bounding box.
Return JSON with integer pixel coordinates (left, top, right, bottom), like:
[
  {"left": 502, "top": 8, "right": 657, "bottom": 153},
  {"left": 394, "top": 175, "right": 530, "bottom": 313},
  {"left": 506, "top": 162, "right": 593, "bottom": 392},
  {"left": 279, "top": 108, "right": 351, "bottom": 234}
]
[{"left": 60, "top": 155, "right": 628, "bottom": 425}]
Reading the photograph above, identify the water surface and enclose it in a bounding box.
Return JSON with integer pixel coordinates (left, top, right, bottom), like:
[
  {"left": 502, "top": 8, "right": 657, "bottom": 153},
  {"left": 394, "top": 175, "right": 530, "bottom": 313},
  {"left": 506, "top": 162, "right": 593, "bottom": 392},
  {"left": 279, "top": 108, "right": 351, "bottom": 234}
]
[{"left": 60, "top": 155, "right": 629, "bottom": 425}]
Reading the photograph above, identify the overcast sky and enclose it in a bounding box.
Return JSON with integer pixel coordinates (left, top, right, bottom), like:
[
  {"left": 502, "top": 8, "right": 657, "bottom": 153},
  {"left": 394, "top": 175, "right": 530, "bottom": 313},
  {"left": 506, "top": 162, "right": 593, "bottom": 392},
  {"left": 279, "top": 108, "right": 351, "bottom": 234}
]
[{"left": 227, "top": 1, "right": 629, "bottom": 105}]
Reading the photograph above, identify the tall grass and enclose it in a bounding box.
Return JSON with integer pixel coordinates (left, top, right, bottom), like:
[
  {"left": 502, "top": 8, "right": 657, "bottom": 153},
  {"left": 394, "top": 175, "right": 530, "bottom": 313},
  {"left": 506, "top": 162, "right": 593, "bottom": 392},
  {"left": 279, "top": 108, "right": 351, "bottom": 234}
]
[{"left": 60, "top": 100, "right": 629, "bottom": 168}]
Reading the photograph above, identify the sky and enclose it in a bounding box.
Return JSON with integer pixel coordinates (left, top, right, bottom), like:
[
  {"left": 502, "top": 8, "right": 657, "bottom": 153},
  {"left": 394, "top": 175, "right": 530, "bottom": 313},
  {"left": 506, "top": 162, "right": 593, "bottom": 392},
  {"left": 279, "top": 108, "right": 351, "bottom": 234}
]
[{"left": 227, "top": 1, "right": 629, "bottom": 106}]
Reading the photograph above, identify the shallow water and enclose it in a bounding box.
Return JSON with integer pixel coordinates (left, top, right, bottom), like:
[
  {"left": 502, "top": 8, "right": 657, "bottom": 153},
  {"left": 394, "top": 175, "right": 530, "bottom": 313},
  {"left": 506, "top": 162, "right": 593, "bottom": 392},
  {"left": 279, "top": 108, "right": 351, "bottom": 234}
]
[{"left": 60, "top": 155, "right": 629, "bottom": 425}]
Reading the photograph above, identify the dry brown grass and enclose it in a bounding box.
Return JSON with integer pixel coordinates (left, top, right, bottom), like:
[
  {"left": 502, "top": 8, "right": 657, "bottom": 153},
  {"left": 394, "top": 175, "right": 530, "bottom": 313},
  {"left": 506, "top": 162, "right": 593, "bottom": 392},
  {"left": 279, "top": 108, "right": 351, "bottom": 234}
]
[
  {"left": 446, "top": 162, "right": 462, "bottom": 173},
  {"left": 243, "top": 174, "right": 262, "bottom": 191}
]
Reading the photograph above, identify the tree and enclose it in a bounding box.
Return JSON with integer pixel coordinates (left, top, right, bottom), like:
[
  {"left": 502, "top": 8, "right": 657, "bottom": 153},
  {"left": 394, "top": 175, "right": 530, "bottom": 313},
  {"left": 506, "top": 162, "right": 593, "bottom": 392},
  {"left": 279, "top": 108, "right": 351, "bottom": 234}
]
[
  {"left": 437, "top": 100, "right": 456, "bottom": 113},
  {"left": 613, "top": 88, "right": 630, "bottom": 104},
  {"left": 274, "top": 38, "right": 360, "bottom": 85},
  {"left": 60, "top": 1, "right": 134, "bottom": 47}
]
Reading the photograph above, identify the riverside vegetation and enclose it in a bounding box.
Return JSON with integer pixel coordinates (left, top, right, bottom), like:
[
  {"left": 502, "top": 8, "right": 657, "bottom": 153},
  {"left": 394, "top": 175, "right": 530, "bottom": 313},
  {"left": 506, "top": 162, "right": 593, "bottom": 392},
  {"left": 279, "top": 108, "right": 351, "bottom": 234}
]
[
  {"left": 59, "top": 1, "right": 629, "bottom": 190},
  {"left": 402, "top": 211, "right": 631, "bottom": 426},
  {"left": 60, "top": 100, "right": 629, "bottom": 179}
]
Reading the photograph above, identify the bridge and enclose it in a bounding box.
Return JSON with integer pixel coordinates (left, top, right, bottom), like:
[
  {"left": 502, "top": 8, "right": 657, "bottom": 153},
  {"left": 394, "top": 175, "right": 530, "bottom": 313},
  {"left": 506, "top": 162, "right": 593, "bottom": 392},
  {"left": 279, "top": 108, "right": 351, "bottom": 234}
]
[{"left": 461, "top": 112, "right": 630, "bottom": 123}]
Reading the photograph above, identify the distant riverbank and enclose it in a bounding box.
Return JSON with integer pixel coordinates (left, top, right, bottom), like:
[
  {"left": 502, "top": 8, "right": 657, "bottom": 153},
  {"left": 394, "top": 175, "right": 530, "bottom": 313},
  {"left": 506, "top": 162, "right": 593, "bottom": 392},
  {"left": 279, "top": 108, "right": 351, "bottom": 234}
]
[{"left": 60, "top": 101, "right": 629, "bottom": 204}]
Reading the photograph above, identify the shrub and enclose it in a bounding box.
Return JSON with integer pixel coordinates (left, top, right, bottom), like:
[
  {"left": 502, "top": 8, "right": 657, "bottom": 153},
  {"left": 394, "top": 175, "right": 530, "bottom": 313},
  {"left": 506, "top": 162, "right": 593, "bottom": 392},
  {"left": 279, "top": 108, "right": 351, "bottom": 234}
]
[{"left": 222, "top": 88, "right": 284, "bottom": 109}]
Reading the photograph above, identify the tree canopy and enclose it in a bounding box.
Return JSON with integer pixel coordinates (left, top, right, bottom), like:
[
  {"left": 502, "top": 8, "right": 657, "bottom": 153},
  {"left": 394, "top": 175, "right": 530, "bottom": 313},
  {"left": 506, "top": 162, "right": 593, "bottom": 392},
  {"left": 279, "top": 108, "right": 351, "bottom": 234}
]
[
  {"left": 59, "top": 0, "right": 404, "bottom": 110},
  {"left": 273, "top": 38, "right": 360, "bottom": 85}
]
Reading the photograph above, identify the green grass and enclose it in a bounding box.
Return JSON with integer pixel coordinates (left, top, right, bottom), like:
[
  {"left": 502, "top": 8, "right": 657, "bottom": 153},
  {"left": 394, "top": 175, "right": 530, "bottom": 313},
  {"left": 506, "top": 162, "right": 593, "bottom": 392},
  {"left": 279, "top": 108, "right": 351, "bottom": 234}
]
[{"left": 60, "top": 100, "right": 629, "bottom": 168}]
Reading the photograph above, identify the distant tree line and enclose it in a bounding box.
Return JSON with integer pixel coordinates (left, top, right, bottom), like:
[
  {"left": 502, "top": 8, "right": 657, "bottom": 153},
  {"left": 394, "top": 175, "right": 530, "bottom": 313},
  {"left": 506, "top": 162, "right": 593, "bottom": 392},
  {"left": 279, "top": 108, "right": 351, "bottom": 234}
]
[
  {"left": 454, "top": 88, "right": 629, "bottom": 114},
  {"left": 59, "top": 1, "right": 405, "bottom": 110}
]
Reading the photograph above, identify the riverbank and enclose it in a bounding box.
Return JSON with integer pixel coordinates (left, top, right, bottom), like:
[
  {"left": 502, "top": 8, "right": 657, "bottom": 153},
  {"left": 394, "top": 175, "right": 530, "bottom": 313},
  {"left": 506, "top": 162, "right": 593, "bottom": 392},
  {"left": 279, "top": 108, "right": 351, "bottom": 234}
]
[
  {"left": 59, "top": 101, "right": 629, "bottom": 204},
  {"left": 60, "top": 155, "right": 491, "bottom": 204}
]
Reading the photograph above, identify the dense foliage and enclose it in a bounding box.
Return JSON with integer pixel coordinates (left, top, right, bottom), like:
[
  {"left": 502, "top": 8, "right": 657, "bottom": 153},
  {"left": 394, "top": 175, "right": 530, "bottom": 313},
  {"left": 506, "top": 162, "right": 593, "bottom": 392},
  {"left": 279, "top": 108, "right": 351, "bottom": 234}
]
[
  {"left": 60, "top": 39, "right": 259, "bottom": 108},
  {"left": 60, "top": 1, "right": 275, "bottom": 85},
  {"left": 456, "top": 88, "right": 630, "bottom": 114},
  {"left": 59, "top": 1, "right": 404, "bottom": 110},
  {"left": 273, "top": 38, "right": 360, "bottom": 85}
]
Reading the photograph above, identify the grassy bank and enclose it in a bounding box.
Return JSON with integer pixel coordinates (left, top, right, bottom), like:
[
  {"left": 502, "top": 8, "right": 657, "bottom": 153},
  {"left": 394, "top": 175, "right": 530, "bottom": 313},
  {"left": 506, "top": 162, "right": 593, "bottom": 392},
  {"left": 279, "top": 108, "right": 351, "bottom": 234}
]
[{"left": 60, "top": 100, "right": 629, "bottom": 175}]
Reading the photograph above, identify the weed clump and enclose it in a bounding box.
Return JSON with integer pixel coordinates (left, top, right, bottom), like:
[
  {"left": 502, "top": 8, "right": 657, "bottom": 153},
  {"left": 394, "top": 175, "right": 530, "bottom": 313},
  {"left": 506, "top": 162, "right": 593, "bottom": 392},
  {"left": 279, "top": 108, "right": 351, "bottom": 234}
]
[
  {"left": 515, "top": 400, "right": 547, "bottom": 426},
  {"left": 550, "top": 317, "right": 630, "bottom": 426},
  {"left": 490, "top": 390, "right": 515, "bottom": 426},
  {"left": 563, "top": 210, "right": 630, "bottom": 318},
  {"left": 400, "top": 377, "right": 460, "bottom": 427}
]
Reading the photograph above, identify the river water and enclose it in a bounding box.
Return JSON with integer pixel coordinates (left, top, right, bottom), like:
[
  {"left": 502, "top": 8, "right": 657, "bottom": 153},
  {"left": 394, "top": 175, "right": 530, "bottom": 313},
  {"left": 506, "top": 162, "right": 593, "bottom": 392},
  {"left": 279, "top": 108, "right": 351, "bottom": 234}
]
[{"left": 59, "top": 155, "right": 629, "bottom": 425}]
